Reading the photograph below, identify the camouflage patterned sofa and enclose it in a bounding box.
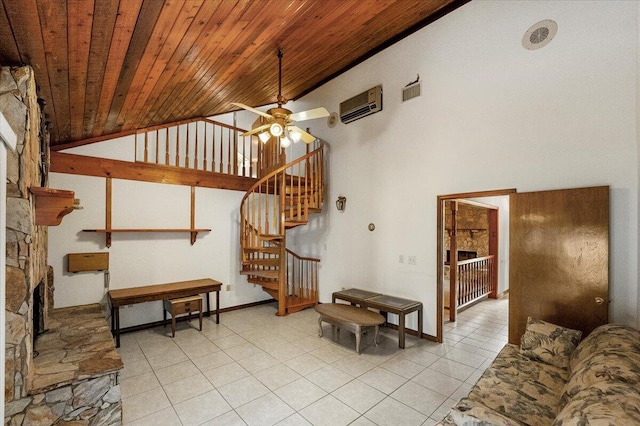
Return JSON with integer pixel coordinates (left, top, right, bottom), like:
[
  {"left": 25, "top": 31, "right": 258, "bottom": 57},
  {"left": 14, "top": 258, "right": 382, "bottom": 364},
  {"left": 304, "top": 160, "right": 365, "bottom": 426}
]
[{"left": 438, "top": 320, "right": 640, "bottom": 426}]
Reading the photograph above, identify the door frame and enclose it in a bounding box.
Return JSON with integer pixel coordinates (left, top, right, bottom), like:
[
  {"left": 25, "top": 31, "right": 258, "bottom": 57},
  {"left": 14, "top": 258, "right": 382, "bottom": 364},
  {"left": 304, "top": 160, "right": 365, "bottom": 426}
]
[{"left": 436, "top": 188, "right": 516, "bottom": 343}]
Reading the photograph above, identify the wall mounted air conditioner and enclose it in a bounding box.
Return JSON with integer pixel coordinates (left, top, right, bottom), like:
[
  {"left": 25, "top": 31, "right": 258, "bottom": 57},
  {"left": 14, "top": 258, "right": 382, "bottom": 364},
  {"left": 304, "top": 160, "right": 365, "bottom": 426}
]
[{"left": 339, "top": 85, "right": 382, "bottom": 124}]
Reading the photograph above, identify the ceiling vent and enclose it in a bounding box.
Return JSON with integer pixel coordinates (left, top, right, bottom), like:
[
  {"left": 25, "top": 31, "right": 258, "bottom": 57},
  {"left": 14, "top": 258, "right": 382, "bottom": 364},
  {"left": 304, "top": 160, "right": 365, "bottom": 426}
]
[
  {"left": 340, "top": 85, "right": 382, "bottom": 124},
  {"left": 522, "top": 19, "right": 557, "bottom": 50}
]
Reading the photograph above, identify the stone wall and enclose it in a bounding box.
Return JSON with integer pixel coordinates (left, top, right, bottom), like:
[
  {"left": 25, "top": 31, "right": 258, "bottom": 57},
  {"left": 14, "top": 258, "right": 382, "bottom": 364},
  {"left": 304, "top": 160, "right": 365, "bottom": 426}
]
[
  {"left": 3, "top": 65, "right": 49, "bottom": 402},
  {"left": 5, "top": 373, "right": 120, "bottom": 425},
  {"left": 444, "top": 202, "right": 489, "bottom": 258}
]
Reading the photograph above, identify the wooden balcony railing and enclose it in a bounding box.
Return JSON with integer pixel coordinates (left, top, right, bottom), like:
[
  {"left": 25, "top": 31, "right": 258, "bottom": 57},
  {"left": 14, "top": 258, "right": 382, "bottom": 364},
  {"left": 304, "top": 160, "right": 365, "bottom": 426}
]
[
  {"left": 134, "top": 117, "right": 257, "bottom": 178},
  {"left": 456, "top": 255, "right": 495, "bottom": 309}
]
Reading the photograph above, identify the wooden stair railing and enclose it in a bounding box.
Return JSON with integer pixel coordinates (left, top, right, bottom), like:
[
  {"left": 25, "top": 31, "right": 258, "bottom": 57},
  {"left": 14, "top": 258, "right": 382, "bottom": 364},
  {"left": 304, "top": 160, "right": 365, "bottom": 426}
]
[
  {"left": 285, "top": 249, "right": 320, "bottom": 314},
  {"left": 134, "top": 117, "right": 257, "bottom": 178},
  {"left": 456, "top": 255, "right": 495, "bottom": 309},
  {"left": 240, "top": 141, "right": 324, "bottom": 316}
]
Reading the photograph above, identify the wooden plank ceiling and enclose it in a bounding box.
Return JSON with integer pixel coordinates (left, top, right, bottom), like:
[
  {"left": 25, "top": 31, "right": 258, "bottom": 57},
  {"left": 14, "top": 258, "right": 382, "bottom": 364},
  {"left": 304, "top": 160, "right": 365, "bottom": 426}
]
[{"left": 0, "top": 0, "right": 465, "bottom": 148}]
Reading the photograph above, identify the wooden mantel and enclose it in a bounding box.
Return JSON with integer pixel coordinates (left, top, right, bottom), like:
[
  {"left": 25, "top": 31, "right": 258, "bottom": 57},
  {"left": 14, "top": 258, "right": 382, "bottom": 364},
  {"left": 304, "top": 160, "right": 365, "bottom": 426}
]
[{"left": 30, "top": 187, "right": 75, "bottom": 226}]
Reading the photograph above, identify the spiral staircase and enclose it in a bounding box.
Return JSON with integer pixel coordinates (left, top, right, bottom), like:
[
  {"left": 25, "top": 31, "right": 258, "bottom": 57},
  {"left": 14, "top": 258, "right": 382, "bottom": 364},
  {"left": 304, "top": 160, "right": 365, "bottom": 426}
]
[{"left": 239, "top": 139, "right": 324, "bottom": 316}]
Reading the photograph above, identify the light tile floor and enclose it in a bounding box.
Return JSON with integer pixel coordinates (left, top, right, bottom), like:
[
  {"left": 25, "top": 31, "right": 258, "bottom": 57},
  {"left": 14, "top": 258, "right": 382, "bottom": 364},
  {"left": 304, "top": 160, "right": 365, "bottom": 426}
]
[{"left": 119, "top": 296, "right": 509, "bottom": 425}]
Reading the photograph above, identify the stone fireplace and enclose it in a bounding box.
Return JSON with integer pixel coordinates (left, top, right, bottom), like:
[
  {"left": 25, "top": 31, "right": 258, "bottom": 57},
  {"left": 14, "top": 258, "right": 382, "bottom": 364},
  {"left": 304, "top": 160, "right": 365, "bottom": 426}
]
[
  {"left": 4, "top": 65, "right": 49, "bottom": 404},
  {"left": 3, "top": 66, "right": 123, "bottom": 424}
]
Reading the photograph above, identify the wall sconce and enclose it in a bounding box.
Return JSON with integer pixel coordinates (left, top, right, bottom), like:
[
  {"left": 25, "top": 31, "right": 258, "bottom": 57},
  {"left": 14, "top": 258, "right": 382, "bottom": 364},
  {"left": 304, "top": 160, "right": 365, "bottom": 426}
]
[{"left": 336, "top": 195, "right": 346, "bottom": 212}]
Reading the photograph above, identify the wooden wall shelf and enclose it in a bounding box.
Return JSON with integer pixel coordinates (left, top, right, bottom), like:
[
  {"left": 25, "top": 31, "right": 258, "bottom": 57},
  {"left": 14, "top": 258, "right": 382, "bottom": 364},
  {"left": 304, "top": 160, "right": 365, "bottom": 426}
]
[
  {"left": 82, "top": 228, "right": 210, "bottom": 247},
  {"left": 82, "top": 179, "right": 210, "bottom": 247},
  {"left": 30, "top": 187, "right": 76, "bottom": 226}
]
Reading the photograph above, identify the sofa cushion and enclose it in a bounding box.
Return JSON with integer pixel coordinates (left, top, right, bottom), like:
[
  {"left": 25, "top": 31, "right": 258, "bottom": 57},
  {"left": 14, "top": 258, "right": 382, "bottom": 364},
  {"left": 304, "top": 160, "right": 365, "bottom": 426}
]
[
  {"left": 560, "top": 350, "right": 640, "bottom": 409},
  {"left": 568, "top": 323, "right": 640, "bottom": 373},
  {"left": 489, "top": 344, "right": 569, "bottom": 391},
  {"left": 553, "top": 383, "right": 640, "bottom": 425},
  {"left": 519, "top": 317, "right": 582, "bottom": 370},
  {"left": 449, "top": 398, "right": 525, "bottom": 426},
  {"left": 467, "top": 344, "right": 566, "bottom": 426}
]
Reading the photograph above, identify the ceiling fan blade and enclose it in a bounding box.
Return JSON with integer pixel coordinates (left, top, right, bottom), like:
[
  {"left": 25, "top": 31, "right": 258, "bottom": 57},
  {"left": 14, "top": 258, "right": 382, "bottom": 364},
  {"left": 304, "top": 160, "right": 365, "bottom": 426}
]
[
  {"left": 231, "top": 102, "right": 273, "bottom": 119},
  {"left": 241, "top": 124, "right": 271, "bottom": 137},
  {"left": 290, "top": 125, "right": 317, "bottom": 143},
  {"left": 289, "top": 107, "right": 330, "bottom": 122}
]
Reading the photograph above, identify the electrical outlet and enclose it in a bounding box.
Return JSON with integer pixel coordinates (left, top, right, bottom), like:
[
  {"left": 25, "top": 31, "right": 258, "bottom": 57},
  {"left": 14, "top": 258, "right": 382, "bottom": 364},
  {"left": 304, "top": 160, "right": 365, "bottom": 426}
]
[
  {"left": 408, "top": 256, "right": 417, "bottom": 265},
  {"left": 226, "top": 284, "right": 231, "bottom": 291},
  {"left": 399, "top": 255, "right": 404, "bottom": 264}
]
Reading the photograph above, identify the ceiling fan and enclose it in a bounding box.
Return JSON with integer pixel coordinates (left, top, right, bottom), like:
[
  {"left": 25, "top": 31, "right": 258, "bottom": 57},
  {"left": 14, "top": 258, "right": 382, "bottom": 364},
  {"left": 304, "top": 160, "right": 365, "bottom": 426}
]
[{"left": 232, "top": 50, "right": 329, "bottom": 147}]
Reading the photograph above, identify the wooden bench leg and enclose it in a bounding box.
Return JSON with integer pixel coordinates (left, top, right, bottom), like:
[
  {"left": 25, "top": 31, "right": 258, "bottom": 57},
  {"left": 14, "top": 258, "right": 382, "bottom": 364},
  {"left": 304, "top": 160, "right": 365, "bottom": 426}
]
[
  {"left": 374, "top": 325, "right": 380, "bottom": 346},
  {"left": 198, "top": 309, "right": 203, "bottom": 331},
  {"left": 171, "top": 315, "right": 176, "bottom": 338},
  {"left": 356, "top": 324, "right": 362, "bottom": 354}
]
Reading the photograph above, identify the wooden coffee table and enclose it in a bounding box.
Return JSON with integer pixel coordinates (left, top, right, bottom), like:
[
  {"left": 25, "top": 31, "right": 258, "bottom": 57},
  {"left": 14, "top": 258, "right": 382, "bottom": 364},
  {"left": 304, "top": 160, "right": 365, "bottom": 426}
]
[{"left": 314, "top": 303, "right": 385, "bottom": 354}]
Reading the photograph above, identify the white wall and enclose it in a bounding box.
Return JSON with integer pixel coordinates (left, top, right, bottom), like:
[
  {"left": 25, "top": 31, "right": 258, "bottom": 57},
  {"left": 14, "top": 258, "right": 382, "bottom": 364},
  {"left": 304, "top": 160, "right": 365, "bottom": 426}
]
[
  {"left": 290, "top": 1, "right": 639, "bottom": 335},
  {"left": 49, "top": 1, "right": 639, "bottom": 334}
]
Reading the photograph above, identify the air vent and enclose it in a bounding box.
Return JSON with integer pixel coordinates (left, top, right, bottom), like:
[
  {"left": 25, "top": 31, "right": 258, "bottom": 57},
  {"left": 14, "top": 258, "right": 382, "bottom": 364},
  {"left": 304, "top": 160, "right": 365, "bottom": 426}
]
[
  {"left": 522, "top": 19, "right": 557, "bottom": 50},
  {"left": 402, "top": 82, "right": 420, "bottom": 102},
  {"left": 340, "top": 85, "right": 382, "bottom": 124}
]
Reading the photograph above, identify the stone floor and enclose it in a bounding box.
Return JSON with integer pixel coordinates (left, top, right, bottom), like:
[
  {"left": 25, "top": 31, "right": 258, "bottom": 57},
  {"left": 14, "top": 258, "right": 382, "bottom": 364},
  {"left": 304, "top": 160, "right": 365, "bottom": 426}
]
[{"left": 118, "top": 296, "right": 508, "bottom": 425}]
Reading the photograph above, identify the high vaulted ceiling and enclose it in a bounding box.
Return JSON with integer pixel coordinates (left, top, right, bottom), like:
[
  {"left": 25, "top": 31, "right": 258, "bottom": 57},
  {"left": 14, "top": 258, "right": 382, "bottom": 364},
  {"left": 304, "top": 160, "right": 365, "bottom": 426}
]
[{"left": 0, "top": 0, "right": 465, "bottom": 148}]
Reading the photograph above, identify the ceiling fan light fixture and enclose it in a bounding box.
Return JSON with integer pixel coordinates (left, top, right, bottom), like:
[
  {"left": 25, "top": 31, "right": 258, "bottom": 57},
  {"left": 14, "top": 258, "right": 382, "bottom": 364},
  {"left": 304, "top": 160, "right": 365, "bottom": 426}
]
[
  {"left": 289, "top": 129, "right": 302, "bottom": 143},
  {"left": 258, "top": 131, "right": 270, "bottom": 143},
  {"left": 270, "top": 122, "right": 283, "bottom": 137},
  {"left": 280, "top": 136, "right": 291, "bottom": 148}
]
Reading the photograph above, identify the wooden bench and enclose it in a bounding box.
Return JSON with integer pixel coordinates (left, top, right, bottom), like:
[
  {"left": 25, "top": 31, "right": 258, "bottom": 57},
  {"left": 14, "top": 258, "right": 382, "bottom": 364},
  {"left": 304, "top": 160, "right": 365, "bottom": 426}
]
[
  {"left": 108, "top": 278, "right": 221, "bottom": 347},
  {"left": 163, "top": 295, "right": 203, "bottom": 337},
  {"left": 314, "top": 303, "right": 385, "bottom": 354}
]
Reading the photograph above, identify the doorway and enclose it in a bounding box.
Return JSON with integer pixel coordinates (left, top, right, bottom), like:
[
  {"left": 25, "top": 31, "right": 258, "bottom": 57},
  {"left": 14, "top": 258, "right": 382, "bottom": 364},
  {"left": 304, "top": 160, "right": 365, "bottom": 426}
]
[
  {"left": 444, "top": 199, "right": 499, "bottom": 321},
  {"left": 436, "top": 189, "right": 515, "bottom": 343}
]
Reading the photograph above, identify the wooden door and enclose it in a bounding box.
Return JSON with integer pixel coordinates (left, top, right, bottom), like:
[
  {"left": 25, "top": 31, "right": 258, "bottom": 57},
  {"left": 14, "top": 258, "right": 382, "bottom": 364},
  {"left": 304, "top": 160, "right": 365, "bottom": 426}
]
[{"left": 509, "top": 186, "right": 609, "bottom": 344}]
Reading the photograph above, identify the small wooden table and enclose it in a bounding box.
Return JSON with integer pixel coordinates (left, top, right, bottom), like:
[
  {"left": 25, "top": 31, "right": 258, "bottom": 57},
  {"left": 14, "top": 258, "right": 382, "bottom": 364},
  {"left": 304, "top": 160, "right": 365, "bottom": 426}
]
[
  {"left": 365, "top": 295, "right": 423, "bottom": 349},
  {"left": 163, "top": 295, "right": 203, "bottom": 337},
  {"left": 332, "top": 288, "right": 381, "bottom": 306},
  {"left": 109, "top": 278, "right": 221, "bottom": 347},
  {"left": 314, "top": 303, "right": 385, "bottom": 354},
  {"left": 332, "top": 289, "right": 423, "bottom": 349}
]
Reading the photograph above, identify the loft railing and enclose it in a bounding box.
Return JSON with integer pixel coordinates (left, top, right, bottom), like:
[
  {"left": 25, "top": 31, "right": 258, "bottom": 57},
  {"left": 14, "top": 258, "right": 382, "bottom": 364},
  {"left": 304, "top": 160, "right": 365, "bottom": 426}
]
[
  {"left": 456, "top": 255, "right": 495, "bottom": 309},
  {"left": 133, "top": 117, "right": 257, "bottom": 178}
]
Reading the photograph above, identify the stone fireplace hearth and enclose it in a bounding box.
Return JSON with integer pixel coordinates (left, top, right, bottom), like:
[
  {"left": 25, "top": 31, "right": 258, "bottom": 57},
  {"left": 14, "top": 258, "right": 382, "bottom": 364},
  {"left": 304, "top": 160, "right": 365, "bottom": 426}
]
[{"left": 3, "top": 65, "right": 123, "bottom": 425}]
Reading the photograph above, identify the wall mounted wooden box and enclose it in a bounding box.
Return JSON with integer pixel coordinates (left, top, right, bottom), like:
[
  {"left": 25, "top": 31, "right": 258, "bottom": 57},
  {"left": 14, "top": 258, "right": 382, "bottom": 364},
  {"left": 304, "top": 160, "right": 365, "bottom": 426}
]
[{"left": 68, "top": 252, "right": 109, "bottom": 273}]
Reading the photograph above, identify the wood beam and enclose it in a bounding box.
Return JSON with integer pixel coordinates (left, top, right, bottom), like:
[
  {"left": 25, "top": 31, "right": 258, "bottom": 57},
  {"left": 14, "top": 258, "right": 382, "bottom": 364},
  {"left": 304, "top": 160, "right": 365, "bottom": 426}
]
[{"left": 50, "top": 151, "right": 256, "bottom": 191}]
